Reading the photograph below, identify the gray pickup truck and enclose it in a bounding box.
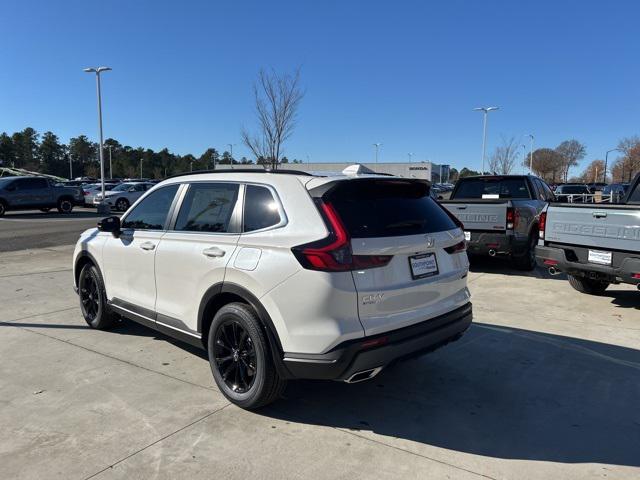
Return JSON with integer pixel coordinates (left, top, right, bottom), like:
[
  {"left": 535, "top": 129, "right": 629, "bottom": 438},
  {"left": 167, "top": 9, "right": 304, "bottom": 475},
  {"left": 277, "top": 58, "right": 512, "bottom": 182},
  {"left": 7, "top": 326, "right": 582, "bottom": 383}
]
[
  {"left": 536, "top": 173, "right": 640, "bottom": 294},
  {"left": 0, "top": 176, "right": 84, "bottom": 216},
  {"left": 441, "top": 175, "right": 553, "bottom": 270}
]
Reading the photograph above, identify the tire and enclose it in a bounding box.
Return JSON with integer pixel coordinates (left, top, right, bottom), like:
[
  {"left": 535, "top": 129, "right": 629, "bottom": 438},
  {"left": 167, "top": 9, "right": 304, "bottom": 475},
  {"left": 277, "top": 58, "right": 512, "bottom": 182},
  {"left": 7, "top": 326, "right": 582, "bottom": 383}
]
[
  {"left": 207, "top": 302, "right": 286, "bottom": 409},
  {"left": 115, "top": 198, "right": 129, "bottom": 212},
  {"left": 568, "top": 275, "right": 610, "bottom": 295},
  {"left": 40, "top": 207, "right": 51, "bottom": 213},
  {"left": 511, "top": 234, "right": 537, "bottom": 271},
  {"left": 78, "top": 263, "right": 116, "bottom": 330},
  {"left": 57, "top": 198, "right": 74, "bottom": 214},
  {"left": 0, "top": 201, "right": 6, "bottom": 217}
]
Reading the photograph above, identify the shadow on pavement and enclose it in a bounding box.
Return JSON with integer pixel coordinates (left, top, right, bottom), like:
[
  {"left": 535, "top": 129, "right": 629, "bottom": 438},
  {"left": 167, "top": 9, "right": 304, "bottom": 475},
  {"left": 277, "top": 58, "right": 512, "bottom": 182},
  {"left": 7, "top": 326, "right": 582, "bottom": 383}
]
[
  {"left": 468, "top": 255, "right": 566, "bottom": 280},
  {"left": 260, "top": 323, "right": 640, "bottom": 467}
]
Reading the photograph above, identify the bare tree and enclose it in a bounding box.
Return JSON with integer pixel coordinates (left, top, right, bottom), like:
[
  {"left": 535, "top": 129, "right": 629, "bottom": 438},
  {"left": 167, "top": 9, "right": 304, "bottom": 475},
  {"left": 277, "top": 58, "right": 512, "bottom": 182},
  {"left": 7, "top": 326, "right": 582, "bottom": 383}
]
[
  {"left": 488, "top": 136, "right": 520, "bottom": 174},
  {"left": 556, "top": 139, "right": 586, "bottom": 182},
  {"left": 613, "top": 137, "right": 640, "bottom": 182},
  {"left": 579, "top": 159, "right": 605, "bottom": 183},
  {"left": 526, "top": 147, "right": 564, "bottom": 182},
  {"left": 241, "top": 68, "right": 304, "bottom": 169}
]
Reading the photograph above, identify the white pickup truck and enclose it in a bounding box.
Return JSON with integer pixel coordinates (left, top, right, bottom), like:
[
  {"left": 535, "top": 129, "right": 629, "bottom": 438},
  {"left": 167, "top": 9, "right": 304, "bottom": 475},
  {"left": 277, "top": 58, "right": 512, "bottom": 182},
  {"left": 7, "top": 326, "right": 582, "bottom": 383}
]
[{"left": 536, "top": 173, "right": 640, "bottom": 294}]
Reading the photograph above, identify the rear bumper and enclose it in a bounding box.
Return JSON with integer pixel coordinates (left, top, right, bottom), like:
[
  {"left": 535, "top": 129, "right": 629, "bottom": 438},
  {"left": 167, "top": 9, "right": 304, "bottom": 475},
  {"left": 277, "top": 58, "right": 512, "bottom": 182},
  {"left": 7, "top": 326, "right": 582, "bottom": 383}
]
[
  {"left": 282, "top": 303, "right": 472, "bottom": 381},
  {"left": 536, "top": 244, "right": 640, "bottom": 284},
  {"left": 466, "top": 231, "right": 527, "bottom": 256}
]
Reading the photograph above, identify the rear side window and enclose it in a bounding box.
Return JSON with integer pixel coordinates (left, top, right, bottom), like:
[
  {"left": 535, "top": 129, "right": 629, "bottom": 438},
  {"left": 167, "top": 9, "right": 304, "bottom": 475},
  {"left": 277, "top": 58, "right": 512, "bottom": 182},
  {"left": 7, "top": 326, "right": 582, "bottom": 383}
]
[
  {"left": 121, "top": 184, "right": 179, "bottom": 230},
  {"left": 243, "top": 185, "right": 281, "bottom": 232},
  {"left": 16, "top": 178, "right": 48, "bottom": 190},
  {"left": 175, "top": 183, "right": 239, "bottom": 233},
  {"left": 453, "top": 178, "right": 530, "bottom": 199},
  {"left": 627, "top": 184, "right": 640, "bottom": 204},
  {"left": 326, "top": 180, "right": 456, "bottom": 238}
]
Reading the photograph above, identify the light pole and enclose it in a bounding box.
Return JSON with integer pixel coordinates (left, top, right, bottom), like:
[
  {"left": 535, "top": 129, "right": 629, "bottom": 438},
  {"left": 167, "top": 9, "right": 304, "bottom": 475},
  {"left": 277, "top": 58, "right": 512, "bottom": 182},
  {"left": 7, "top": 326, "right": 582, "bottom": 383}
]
[
  {"left": 373, "top": 143, "right": 382, "bottom": 164},
  {"left": 527, "top": 134, "right": 535, "bottom": 174},
  {"left": 140, "top": 158, "right": 143, "bottom": 179},
  {"left": 521, "top": 144, "right": 527, "bottom": 174},
  {"left": 604, "top": 148, "right": 619, "bottom": 183},
  {"left": 69, "top": 156, "right": 73, "bottom": 180},
  {"left": 105, "top": 144, "right": 113, "bottom": 179},
  {"left": 83, "top": 66, "right": 111, "bottom": 210},
  {"left": 473, "top": 106, "right": 499, "bottom": 173},
  {"left": 408, "top": 152, "right": 414, "bottom": 163}
]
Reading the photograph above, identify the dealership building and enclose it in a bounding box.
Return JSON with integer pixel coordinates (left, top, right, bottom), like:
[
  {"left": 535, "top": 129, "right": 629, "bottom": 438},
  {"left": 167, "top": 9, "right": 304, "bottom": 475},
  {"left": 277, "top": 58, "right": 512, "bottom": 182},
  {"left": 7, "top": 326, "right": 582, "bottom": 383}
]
[{"left": 272, "top": 162, "right": 451, "bottom": 183}]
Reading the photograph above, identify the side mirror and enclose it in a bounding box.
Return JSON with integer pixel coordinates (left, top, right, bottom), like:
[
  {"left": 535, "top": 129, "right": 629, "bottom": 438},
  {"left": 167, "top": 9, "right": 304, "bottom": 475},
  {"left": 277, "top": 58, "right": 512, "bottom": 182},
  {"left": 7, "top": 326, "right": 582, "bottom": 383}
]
[
  {"left": 98, "top": 216, "right": 121, "bottom": 237},
  {"left": 128, "top": 187, "right": 136, "bottom": 192}
]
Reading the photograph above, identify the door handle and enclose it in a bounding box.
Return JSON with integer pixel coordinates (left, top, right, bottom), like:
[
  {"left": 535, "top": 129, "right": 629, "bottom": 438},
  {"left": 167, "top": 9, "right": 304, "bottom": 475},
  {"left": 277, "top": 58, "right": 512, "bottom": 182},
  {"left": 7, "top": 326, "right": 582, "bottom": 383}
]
[
  {"left": 203, "top": 247, "right": 225, "bottom": 258},
  {"left": 456, "top": 206, "right": 467, "bottom": 210},
  {"left": 593, "top": 211, "right": 607, "bottom": 218},
  {"left": 140, "top": 241, "right": 156, "bottom": 251}
]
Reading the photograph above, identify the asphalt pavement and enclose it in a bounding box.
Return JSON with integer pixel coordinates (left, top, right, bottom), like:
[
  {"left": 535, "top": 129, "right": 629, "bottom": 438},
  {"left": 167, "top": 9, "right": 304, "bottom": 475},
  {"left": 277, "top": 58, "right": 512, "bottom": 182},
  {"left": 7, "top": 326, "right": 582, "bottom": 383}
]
[{"left": 0, "top": 208, "right": 111, "bottom": 252}]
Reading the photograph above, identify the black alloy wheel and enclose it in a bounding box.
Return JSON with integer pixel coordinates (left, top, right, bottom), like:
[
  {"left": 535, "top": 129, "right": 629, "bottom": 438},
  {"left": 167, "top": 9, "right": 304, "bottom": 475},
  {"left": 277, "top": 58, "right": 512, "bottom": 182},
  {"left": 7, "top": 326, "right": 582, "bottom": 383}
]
[
  {"left": 79, "top": 269, "right": 100, "bottom": 322},
  {"left": 213, "top": 320, "right": 257, "bottom": 394}
]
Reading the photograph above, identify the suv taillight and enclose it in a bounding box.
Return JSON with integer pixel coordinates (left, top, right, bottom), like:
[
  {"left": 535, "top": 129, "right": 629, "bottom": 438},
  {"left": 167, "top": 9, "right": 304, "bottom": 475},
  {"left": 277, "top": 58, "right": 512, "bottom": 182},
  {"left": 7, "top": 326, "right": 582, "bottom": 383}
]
[
  {"left": 539, "top": 211, "right": 546, "bottom": 239},
  {"left": 506, "top": 207, "right": 516, "bottom": 229},
  {"left": 292, "top": 200, "right": 392, "bottom": 272}
]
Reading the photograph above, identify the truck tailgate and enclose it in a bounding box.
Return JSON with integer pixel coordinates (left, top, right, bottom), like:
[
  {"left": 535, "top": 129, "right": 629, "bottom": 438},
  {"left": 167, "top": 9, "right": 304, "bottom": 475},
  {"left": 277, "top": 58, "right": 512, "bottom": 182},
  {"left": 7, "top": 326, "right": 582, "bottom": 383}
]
[
  {"left": 441, "top": 201, "right": 508, "bottom": 231},
  {"left": 546, "top": 205, "right": 640, "bottom": 251}
]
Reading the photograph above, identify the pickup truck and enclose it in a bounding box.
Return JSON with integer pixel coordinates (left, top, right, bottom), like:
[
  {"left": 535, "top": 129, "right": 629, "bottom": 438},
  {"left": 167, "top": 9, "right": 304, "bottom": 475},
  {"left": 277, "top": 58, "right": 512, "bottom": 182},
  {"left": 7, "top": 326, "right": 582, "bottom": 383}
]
[
  {"left": 441, "top": 175, "right": 553, "bottom": 270},
  {"left": 535, "top": 173, "right": 640, "bottom": 294},
  {"left": 0, "top": 176, "right": 84, "bottom": 216}
]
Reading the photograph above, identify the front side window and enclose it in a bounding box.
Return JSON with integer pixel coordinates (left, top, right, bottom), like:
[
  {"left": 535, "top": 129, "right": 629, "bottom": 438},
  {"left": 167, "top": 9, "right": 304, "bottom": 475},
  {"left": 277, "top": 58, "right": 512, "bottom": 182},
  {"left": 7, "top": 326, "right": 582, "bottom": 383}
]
[
  {"left": 175, "top": 183, "right": 239, "bottom": 233},
  {"left": 121, "top": 184, "right": 179, "bottom": 230},
  {"left": 243, "top": 185, "right": 282, "bottom": 232}
]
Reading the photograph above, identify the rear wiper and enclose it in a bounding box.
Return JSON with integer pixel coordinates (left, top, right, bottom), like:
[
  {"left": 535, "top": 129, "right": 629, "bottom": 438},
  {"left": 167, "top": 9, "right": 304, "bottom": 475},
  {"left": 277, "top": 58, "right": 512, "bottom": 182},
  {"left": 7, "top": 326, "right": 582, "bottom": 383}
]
[{"left": 384, "top": 220, "right": 425, "bottom": 230}]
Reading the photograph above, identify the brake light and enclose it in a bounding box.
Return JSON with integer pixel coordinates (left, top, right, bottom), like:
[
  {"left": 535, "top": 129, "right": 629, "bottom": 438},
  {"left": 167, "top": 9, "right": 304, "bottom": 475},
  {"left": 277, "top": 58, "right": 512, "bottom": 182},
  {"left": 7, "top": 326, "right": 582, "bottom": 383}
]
[
  {"left": 539, "top": 212, "right": 547, "bottom": 239},
  {"left": 506, "top": 207, "right": 515, "bottom": 229},
  {"left": 444, "top": 241, "right": 466, "bottom": 254},
  {"left": 292, "top": 200, "right": 392, "bottom": 272},
  {"left": 83, "top": 191, "right": 90, "bottom": 195}
]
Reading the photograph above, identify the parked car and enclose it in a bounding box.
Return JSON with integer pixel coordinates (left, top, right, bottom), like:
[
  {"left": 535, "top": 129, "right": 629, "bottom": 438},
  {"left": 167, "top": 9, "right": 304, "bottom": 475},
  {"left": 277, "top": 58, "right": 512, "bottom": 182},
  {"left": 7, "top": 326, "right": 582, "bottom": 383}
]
[
  {"left": 440, "top": 175, "right": 552, "bottom": 270},
  {"left": 82, "top": 183, "right": 117, "bottom": 207},
  {"left": 94, "top": 181, "right": 153, "bottom": 211},
  {"left": 73, "top": 169, "right": 472, "bottom": 408},
  {"left": 554, "top": 184, "right": 590, "bottom": 202},
  {"left": 602, "top": 183, "right": 630, "bottom": 203},
  {"left": 0, "top": 176, "right": 84, "bottom": 216},
  {"left": 536, "top": 173, "right": 640, "bottom": 294}
]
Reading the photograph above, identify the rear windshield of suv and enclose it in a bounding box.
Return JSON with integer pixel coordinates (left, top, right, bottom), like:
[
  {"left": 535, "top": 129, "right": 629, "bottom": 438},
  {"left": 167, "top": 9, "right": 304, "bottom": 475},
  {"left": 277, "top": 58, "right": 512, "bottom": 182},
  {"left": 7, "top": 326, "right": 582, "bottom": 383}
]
[
  {"left": 326, "top": 179, "right": 456, "bottom": 238},
  {"left": 453, "top": 177, "right": 530, "bottom": 199}
]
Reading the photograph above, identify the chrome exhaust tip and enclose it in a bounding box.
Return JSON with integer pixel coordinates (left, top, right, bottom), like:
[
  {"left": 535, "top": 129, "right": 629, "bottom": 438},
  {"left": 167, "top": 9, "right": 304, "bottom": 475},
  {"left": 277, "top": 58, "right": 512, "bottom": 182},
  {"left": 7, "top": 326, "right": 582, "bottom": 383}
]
[
  {"left": 488, "top": 249, "right": 497, "bottom": 257},
  {"left": 548, "top": 266, "right": 559, "bottom": 275},
  {"left": 344, "top": 366, "right": 384, "bottom": 384}
]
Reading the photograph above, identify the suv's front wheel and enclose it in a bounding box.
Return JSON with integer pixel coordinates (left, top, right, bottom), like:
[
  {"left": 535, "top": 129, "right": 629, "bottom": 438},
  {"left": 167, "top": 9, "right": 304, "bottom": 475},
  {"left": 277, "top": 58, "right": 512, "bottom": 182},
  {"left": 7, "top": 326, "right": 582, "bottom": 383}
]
[
  {"left": 207, "top": 302, "right": 286, "bottom": 409},
  {"left": 78, "top": 263, "right": 116, "bottom": 329}
]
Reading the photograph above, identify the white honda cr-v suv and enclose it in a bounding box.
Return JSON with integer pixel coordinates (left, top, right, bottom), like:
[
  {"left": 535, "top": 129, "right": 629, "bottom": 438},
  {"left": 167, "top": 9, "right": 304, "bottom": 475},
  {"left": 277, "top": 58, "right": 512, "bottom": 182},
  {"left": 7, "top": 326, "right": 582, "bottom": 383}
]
[{"left": 73, "top": 169, "right": 472, "bottom": 409}]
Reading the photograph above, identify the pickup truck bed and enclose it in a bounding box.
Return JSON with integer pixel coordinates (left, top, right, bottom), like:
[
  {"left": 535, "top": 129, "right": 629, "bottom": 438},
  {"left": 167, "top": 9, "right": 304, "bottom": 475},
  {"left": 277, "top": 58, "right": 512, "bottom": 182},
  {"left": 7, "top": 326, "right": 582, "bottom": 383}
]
[
  {"left": 536, "top": 174, "right": 640, "bottom": 293},
  {"left": 536, "top": 203, "right": 640, "bottom": 287}
]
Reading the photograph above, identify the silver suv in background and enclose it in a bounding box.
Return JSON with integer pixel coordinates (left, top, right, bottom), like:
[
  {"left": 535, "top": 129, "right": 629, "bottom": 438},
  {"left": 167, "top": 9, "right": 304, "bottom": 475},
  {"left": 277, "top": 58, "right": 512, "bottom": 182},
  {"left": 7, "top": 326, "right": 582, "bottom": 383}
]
[
  {"left": 73, "top": 169, "right": 472, "bottom": 409},
  {"left": 94, "top": 181, "right": 154, "bottom": 211}
]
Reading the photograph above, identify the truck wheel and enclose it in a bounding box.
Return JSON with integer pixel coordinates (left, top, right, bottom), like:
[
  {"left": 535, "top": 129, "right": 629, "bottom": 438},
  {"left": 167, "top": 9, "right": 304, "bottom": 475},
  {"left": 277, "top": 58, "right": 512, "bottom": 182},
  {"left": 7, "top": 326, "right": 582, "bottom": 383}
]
[
  {"left": 78, "top": 263, "right": 116, "bottom": 330},
  {"left": 568, "top": 275, "right": 610, "bottom": 295},
  {"left": 511, "top": 234, "right": 537, "bottom": 271},
  {"left": 57, "top": 198, "right": 74, "bottom": 214},
  {"left": 115, "top": 198, "right": 129, "bottom": 212},
  {"left": 207, "top": 302, "right": 286, "bottom": 409},
  {"left": 0, "top": 201, "right": 6, "bottom": 217}
]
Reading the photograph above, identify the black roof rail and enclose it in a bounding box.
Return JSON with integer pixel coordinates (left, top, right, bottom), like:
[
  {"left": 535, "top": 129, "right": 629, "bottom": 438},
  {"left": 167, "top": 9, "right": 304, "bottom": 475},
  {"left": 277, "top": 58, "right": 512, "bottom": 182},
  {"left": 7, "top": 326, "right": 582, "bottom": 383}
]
[{"left": 164, "top": 168, "right": 314, "bottom": 181}]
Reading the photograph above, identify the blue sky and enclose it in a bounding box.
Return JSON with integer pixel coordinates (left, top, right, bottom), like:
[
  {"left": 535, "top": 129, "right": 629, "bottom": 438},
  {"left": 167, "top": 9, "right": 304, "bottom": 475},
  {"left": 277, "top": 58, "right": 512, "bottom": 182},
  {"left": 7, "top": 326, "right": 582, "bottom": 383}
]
[{"left": 2, "top": 0, "right": 639, "bottom": 174}]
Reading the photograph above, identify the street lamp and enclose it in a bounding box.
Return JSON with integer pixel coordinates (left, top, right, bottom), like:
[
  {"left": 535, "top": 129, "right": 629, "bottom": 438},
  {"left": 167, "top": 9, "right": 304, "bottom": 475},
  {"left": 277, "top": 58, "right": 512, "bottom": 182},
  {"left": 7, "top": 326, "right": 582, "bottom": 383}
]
[
  {"left": 521, "top": 144, "right": 527, "bottom": 174},
  {"left": 604, "top": 148, "right": 619, "bottom": 183},
  {"left": 527, "top": 134, "right": 535, "bottom": 174},
  {"left": 140, "top": 158, "right": 143, "bottom": 179},
  {"left": 84, "top": 66, "right": 111, "bottom": 211},
  {"left": 473, "top": 106, "right": 499, "bottom": 173},
  {"left": 408, "top": 152, "right": 414, "bottom": 163},
  {"left": 373, "top": 143, "right": 382, "bottom": 164}
]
